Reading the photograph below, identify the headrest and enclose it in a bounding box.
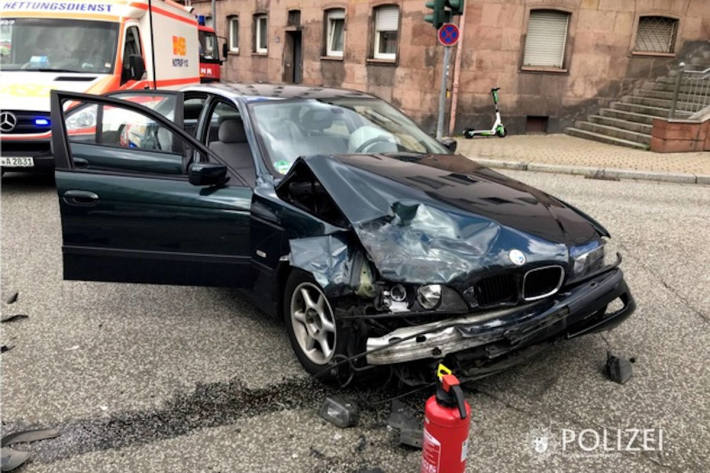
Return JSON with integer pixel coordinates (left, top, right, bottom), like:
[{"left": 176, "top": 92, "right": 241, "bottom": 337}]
[
  {"left": 218, "top": 118, "right": 247, "bottom": 143},
  {"left": 301, "top": 109, "right": 333, "bottom": 131}
]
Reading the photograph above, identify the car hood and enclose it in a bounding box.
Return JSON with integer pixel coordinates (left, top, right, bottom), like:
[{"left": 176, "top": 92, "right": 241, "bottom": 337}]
[
  {"left": 279, "top": 153, "right": 605, "bottom": 285},
  {"left": 0, "top": 71, "right": 112, "bottom": 111}
]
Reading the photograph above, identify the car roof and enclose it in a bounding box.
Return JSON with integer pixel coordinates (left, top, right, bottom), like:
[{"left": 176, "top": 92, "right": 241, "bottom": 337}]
[{"left": 181, "top": 82, "right": 376, "bottom": 103}]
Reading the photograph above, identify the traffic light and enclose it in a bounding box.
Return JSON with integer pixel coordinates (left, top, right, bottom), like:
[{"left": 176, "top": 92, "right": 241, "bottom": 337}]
[
  {"left": 425, "top": 0, "right": 447, "bottom": 29},
  {"left": 425, "top": 0, "right": 464, "bottom": 29},
  {"left": 446, "top": 0, "right": 465, "bottom": 16}
]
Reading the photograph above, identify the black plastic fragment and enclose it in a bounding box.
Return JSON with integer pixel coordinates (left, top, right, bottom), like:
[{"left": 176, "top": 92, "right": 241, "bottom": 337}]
[
  {"left": 0, "top": 315, "right": 28, "bottom": 324},
  {"left": 605, "top": 351, "right": 633, "bottom": 384},
  {"left": 355, "top": 434, "right": 367, "bottom": 452},
  {"left": 318, "top": 396, "right": 360, "bottom": 428},
  {"left": 387, "top": 400, "right": 423, "bottom": 449},
  {"left": 0, "top": 345, "right": 13, "bottom": 354},
  {"left": 5, "top": 292, "right": 18, "bottom": 305},
  {"left": 1, "top": 447, "right": 30, "bottom": 472}
]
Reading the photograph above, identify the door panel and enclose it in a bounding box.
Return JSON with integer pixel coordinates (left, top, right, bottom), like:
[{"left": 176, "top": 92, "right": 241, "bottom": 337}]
[{"left": 52, "top": 90, "right": 252, "bottom": 287}]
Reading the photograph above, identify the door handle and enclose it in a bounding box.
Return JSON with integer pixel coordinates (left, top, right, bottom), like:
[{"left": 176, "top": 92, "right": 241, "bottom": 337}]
[
  {"left": 63, "top": 190, "right": 99, "bottom": 207},
  {"left": 73, "top": 157, "right": 89, "bottom": 168}
]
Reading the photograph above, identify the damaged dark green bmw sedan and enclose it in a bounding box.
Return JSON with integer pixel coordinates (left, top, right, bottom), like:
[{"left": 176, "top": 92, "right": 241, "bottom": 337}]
[{"left": 50, "top": 84, "right": 635, "bottom": 383}]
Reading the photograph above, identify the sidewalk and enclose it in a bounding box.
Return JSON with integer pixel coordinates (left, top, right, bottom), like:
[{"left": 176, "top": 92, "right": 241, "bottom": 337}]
[{"left": 456, "top": 134, "right": 710, "bottom": 184}]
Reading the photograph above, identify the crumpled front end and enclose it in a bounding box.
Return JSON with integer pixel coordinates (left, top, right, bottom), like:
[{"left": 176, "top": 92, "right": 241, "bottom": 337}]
[
  {"left": 365, "top": 267, "right": 635, "bottom": 365},
  {"left": 276, "top": 153, "right": 635, "bottom": 369}
]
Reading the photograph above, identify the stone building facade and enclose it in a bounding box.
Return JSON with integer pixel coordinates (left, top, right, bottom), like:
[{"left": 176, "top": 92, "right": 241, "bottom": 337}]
[{"left": 187, "top": 0, "right": 710, "bottom": 135}]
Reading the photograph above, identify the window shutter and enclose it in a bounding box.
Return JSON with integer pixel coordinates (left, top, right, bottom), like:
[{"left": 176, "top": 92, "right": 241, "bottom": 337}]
[
  {"left": 523, "top": 10, "right": 569, "bottom": 68},
  {"left": 329, "top": 9, "right": 345, "bottom": 20},
  {"left": 635, "top": 17, "right": 677, "bottom": 53},
  {"left": 376, "top": 6, "right": 399, "bottom": 32}
]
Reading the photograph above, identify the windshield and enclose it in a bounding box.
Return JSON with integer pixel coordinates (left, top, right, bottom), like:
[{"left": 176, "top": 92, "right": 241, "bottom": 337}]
[
  {"left": 0, "top": 18, "right": 119, "bottom": 73},
  {"left": 199, "top": 30, "right": 218, "bottom": 60},
  {"left": 250, "top": 98, "right": 448, "bottom": 175}
]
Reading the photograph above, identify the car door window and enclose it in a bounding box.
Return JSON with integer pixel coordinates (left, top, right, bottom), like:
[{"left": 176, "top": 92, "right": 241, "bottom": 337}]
[
  {"left": 64, "top": 97, "right": 191, "bottom": 175},
  {"left": 204, "top": 100, "right": 256, "bottom": 186}
]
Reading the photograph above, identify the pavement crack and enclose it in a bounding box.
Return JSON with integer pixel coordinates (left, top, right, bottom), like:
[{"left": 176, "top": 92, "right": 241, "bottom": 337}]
[{"left": 619, "top": 243, "right": 708, "bottom": 323}]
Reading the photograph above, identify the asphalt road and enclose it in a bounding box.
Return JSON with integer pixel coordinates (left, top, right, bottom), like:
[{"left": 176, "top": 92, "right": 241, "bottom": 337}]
[{"left": 1, "top": 170, "right": 708, "bottom": 472}]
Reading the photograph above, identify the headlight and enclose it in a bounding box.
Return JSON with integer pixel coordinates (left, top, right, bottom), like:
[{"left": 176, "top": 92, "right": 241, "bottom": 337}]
[
  {"left": 572, "top": 238, "right": 620, "bottom": 279},
  {"left": 65, "top": 104, "right": 97, "bottom": 129},
  {"left": 417, "top": 284, "right": 442, "bottom": 309}
]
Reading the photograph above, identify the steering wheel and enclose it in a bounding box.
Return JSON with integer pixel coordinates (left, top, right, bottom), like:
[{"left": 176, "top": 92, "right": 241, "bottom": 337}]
[{"left": 354, "top": 135, "right": 394, "bottom": 153}]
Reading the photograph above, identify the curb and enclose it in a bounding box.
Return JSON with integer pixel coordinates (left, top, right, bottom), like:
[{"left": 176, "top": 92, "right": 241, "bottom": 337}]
[{"left": 471, "top": 158, "right": 710, "bottom": 185}]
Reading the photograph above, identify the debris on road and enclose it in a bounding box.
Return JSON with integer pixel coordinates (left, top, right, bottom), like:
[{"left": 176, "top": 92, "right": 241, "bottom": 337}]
[
  {"left": 605, "top": 351, "right": 633, "bottom": 384},
  {"left": 0, "top": 345, "right": 13, "bottom": 354},
  {"left": 2, "top": 428, "right": 60, "bottom": 446},
  {"left": 5, "top": 292, "right": 18, "bottom": 305},
  {"left": 1, "top": 447, "right": 30, "bottom": 472},
  {"left": 355, "top": 434, "right": 367, "bottom": 453},
  {"left": 65, "top": 345, "right": 80, "bottom": 351},
  {"left": 1, "top": 428, "right": 60, "bottom": 472},
  {"left": 387, "top": 400, "right": 422, "bottom": 449},
  {"left": 0, "top": 314, "right": 28, "bottom": 324},
  {"left": 319, "top": 396, "right": 360, "bottom": 428}
]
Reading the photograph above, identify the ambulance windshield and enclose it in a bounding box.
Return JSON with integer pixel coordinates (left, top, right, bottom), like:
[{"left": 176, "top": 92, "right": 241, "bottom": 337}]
[{"left": 0, "top": 18, "right": 119, "bottom": 74}]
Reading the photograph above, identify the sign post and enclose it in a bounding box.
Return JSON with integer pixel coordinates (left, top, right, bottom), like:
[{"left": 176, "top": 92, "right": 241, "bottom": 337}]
[{"left": 436, "top": 23, "right": 459, "bottom": 140}]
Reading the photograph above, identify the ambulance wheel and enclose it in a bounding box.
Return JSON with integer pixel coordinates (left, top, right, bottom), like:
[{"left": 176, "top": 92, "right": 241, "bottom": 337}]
[{"left": 284, "top": 270, "right": 345, "bottom": 381}]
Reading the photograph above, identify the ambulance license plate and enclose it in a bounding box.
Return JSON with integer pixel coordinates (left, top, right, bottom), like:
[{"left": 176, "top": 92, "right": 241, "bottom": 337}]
[{"left": 0, "top": 157, "right": 34, "bottom": 167}]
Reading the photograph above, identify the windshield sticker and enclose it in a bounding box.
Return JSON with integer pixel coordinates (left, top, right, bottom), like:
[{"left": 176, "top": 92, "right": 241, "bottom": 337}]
[{"left": 274, "top": 160, "right": 292, "bottom": 175}]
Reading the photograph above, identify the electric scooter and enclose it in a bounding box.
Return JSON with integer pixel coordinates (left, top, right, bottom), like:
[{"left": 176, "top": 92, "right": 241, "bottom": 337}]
[{"left": 463, "top": 87, "right": 506, "bottom": 138}]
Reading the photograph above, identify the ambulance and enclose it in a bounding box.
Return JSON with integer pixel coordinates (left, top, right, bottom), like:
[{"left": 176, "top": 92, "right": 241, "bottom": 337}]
[
  {"left": 197, "top": 18, "right": 221, "bottom": 83},
  {"left": 0, "top": 0, "right": 203, "bottom": 172}
]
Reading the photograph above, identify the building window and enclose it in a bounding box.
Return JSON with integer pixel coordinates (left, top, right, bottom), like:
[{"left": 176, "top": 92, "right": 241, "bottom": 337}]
[
  {"left": 325, "top": 9, "right": 345, "bottom": 57},
  {"left": 228, "top": 16, "right": 239, "bottom": 52},
  {"left": 254, "top": 14, "right": 267, "bottom": 53},
  {"left": 373, "top": 5, "right": 399, "bottom": 61},
  {"left": 635, "top": 16, "right": 678, "bottom": 53},
  {"left": 522, "top": 10, "right": 570, "bottom": 69}
]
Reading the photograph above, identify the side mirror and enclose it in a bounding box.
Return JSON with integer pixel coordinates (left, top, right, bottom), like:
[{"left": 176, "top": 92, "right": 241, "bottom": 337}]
[
  {"left": 438, "top": 137, "right": 457, "bottom": 153},
  {"left": 189, "top": 162, "right": 227, "bottom": 186},
  {"left": 222, "top": 43, "right": 229, "bottom": 60},
  {"left": 123, "top": 54, "right": 145, "bottom": 82}
]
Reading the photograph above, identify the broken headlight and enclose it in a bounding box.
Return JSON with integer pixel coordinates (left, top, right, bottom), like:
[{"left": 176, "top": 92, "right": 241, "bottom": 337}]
[
  {"left": 417, "top": 284, "right": 442, "bottom": 310},
  {"left": 571, "top": 237, "right": 620, "bottom": 280},
  {"left": 380, "top": 283, "right": 467, "bottom": 313}
]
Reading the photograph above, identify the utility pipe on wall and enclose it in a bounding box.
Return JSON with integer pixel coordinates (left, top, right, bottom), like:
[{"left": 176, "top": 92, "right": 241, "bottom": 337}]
[{"left": 448, "top": 1, "right": 467, "bottom": 136}]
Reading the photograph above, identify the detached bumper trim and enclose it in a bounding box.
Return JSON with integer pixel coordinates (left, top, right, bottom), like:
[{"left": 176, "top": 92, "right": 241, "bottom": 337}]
[{"left": 365, "top": 268, "right": 634, "bottom": 365}]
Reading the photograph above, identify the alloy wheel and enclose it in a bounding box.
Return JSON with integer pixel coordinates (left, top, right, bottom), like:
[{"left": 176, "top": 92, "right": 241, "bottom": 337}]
[{"left": 289, "top": 282, "right": 337, "bottom": 365}]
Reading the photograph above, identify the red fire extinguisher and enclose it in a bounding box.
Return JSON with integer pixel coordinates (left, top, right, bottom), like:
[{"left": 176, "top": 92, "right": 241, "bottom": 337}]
[{"left": 420, "top": 365, "right": 471, "bottom": 473}]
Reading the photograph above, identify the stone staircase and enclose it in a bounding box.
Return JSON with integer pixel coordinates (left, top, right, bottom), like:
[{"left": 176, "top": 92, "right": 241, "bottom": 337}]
[{"left": 566, "top": 75, "right": 699, "bottom": 150}]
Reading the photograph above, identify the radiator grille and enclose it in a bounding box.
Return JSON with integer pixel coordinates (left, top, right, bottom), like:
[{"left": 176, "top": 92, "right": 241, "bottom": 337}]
[
  {"left": 523, "top": 266, "right": 564, "bottom": 300},
  {"left": 474, "top": 273, "right": 518, "bottom": 307}
]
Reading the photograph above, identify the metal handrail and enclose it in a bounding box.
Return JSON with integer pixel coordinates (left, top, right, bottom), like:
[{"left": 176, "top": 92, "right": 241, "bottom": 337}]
[{"left": 669, "top": 63, "right": 710, "bottom": 119}]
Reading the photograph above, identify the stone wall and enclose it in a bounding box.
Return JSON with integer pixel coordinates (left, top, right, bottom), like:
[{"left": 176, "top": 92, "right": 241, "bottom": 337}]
[{"left": 191, "top": 0, "right": 710, "bottom": 135}]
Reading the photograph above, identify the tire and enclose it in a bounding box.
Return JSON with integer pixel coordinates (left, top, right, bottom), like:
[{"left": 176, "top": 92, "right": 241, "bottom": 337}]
[
  {"left": 283, "top": 270, "right": 344, "bottom": 380},
  {"left": 496, "top": 126, "right": 507, "bottom": 138}
]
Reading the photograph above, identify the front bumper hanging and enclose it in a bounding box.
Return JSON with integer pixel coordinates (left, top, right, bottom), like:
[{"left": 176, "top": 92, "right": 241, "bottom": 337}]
[{"left": 365, "top": 268, "right": 635, "bottom": 365}]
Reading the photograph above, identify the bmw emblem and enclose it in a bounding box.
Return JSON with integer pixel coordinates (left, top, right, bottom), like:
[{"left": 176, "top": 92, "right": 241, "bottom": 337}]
[{"left": 509, "top": 249, "right": 526, "bottom": 266}]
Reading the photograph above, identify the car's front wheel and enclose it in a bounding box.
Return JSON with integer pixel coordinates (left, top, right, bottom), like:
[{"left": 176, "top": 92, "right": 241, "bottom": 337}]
[{"left": 284, "top": 271, "right": 343, "bottom": 379}]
